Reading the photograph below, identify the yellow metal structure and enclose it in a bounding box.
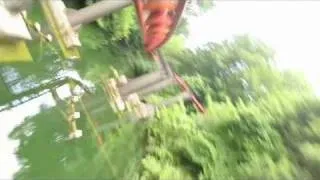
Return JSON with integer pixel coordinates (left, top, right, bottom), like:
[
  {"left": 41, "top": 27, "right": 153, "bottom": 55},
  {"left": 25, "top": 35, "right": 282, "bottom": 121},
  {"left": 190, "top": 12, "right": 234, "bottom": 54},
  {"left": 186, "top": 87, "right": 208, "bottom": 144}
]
[
  {"left": 40, "top": 0, "right": 81, "bottom": 60},
  {"left": 0, "top": 39, "right": 32, "bottom": 62}
]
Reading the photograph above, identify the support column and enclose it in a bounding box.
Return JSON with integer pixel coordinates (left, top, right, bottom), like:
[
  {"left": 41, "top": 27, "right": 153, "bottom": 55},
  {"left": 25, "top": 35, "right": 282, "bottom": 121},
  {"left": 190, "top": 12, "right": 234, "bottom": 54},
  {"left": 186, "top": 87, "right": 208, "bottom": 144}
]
[
  {"left": 127, "top": 77, "right": 176, "bottom": 98},
  {"left": 67, "top": 0, "right": 132, "bottom": 27},
  {"left": 158, "top": 91, "right": 192, "bottom": 107},
  {"left": 118, "top": 70, "right": 166, "bottom": 96},
  {"left": 118, "top": 54, "right": 174, "bottom": 98}
]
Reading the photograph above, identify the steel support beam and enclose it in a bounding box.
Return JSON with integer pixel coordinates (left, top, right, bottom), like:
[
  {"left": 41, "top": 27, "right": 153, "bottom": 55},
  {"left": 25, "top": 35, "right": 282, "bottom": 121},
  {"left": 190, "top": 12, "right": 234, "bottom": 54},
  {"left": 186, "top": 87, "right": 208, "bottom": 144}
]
[
  {"left": 131, "top": 77, "right": 176, "bottom": 98},
  {"left": 119, "top": 70, "right": 166, "bottom": 95},
  {"left": 118, "top": 53, "right": 174, "bottom": 98},
  {"left": 67, "top": 0, "right": 132, "bottom": 27},
  {"left": 158, "top": 92, "right": 192, "bottom": 107}
]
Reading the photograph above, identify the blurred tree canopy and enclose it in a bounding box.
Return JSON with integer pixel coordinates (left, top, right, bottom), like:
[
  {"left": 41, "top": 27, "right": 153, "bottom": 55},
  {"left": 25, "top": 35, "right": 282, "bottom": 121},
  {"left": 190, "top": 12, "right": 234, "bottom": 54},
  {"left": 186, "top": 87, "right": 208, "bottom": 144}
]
[{"left": 168, "top": 35, "right": 312, "bottom": 103}]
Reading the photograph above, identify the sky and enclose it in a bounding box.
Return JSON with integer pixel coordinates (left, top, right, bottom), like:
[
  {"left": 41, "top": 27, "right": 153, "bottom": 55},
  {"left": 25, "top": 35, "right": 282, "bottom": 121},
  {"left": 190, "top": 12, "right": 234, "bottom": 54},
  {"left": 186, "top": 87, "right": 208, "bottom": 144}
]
[
  {"left": 1, "top": 1, "right": 320, "bottom": 178},
  {"left": 187, "top": 1, "right": 320, "bottom": 93}
]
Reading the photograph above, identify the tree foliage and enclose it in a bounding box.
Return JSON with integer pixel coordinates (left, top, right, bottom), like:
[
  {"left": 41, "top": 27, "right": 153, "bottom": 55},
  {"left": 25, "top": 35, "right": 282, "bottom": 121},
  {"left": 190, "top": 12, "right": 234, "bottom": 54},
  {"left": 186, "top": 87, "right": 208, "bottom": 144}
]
[
  {"left": 6, "top": 2, "right": 320, "bottom": 180},
  {"left": 169, "top": 35, "right": 312, "bottom": 103}
]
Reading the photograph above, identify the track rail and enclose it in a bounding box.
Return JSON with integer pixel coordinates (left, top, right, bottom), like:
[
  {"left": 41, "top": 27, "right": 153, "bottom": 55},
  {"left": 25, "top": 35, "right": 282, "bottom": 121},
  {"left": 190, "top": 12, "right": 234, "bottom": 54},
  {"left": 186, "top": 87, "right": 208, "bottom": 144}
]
[{"left": 134, "top": 0, "right": 205, "bottom": 113}]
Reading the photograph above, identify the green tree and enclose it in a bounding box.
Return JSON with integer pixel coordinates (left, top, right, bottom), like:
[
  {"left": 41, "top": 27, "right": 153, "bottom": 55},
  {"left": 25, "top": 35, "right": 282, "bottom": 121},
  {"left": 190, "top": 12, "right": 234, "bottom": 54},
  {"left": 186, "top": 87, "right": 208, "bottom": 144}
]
[
  {"left": 7, "top": 3, "right": 320, "bottom": 179},
  {"left": 169, "top": 35, "right": 312, "bottom": 103}
]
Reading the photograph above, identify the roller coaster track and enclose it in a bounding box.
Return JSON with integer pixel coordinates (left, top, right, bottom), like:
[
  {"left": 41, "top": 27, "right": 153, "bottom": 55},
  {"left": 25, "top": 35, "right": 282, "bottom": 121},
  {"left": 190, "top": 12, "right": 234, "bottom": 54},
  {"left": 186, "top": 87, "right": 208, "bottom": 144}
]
[{"left": 134, "top": 0, "right": 205, "bottom": 113}]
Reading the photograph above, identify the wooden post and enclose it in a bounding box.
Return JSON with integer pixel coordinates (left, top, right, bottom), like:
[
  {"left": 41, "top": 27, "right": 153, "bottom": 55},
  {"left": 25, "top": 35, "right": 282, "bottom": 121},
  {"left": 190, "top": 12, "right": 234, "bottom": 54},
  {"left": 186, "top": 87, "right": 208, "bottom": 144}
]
[
  {"left": 126, "top": 93, "right": 155, "bottom": 120},
  {"left": 157, "top": 91, "right": 192, "bottom": 107},
  {"left": 125, "top": 77, "right": 176, "bottom": 98},
  {"left": 106, "top": 78, "right": 125, "bottom": 112},
  {"left": 118, "top": 63, "right": 174, "bottom": 98},
  {"left": 118, "top": 70, "right": 166, "bottom": 96},
  {"left": 117, "top": 75, "right": 128, "bottom": 86},
  {"left": 40, "top": 0, "right": 81, "bottom": 59},
  {"left": 67, "top": 83, "right": 82, "bottom": 140},
  {"left": 67, "top": 0, "right": 132, "bottom": 27},
  {"left": 118, "top": 51, "right": 174, "bottom": 98}
]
